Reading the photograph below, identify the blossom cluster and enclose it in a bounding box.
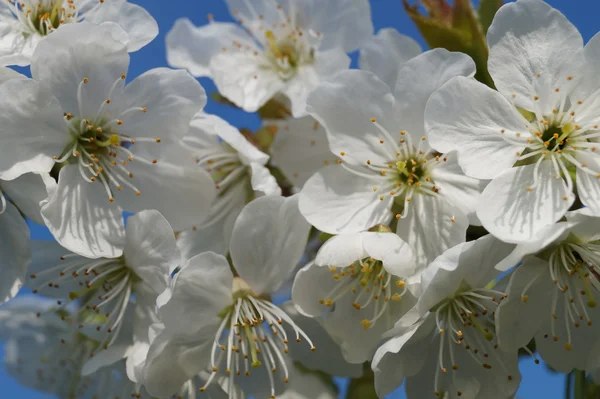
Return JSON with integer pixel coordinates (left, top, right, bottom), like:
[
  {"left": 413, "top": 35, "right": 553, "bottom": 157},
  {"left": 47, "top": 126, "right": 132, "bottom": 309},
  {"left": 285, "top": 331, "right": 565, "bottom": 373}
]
[{"left": 0, "top": 0, "right": 598, "bottom": 398}]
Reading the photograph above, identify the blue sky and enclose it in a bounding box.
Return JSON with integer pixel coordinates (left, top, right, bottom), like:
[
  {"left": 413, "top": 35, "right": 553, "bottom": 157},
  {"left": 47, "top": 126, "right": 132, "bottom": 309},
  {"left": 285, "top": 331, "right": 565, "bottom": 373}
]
[{"left": 4, "top": 0, "right": 599, "bottom": 397}]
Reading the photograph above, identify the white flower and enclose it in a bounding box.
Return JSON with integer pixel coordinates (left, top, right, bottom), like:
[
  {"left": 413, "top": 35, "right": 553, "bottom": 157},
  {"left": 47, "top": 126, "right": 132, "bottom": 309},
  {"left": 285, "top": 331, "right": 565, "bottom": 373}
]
[
  {"left": 25, "top": 209, "right": 180, "bottom": 374},
  {"left": 372, "top": 235, "right": 520, "bottom": 399},
  {"left": 165, "top": 0, "right": 373, "bottom": 116},
  {"left": 0, "top": 0, "right": 158, "bottom": 66},
  {"left": 425, "top": 0, "right": 600, "bottom": 243},
  {"left": 270, "top": 116, "right": 337, "bottom": 189},
  {"left": 300, "top": 49, "right": 485, "bottom": 268},
  {"left": 0, "top": 197, "right": 31, "bottom": 304},
  {"left": 143, "top": 195, "right": 313, "bottom": 399},
  {"left": 495, "top": 209, "right": 600, "bottom": 374},
  {"left": 359, "top": 28, "right": 422, "bottom": 90},
  {"left": 0, "top": 22, "right": 214, "bottom": 257},
  {"left": 292, "top": 231, "right": 417, "bottom": 363},
  {"left": 176, "top": 112, "right": 280, "bottom": 260}
]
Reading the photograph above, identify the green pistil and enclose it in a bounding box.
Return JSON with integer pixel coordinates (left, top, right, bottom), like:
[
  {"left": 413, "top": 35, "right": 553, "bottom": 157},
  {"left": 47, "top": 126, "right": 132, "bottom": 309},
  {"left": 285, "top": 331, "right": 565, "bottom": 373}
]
[
  {"left": 244, "top": 323, "right": 262, "bottom": 368},
  {"left": 469, "top": 314, "right": 494, "bottom": 341}
]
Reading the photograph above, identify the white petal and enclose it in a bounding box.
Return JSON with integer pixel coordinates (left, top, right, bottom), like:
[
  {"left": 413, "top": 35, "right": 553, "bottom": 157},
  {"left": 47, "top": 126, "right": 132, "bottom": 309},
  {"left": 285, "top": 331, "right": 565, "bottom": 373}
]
[
  {"left": 177, "top": 222, "right": 231, "bottom": 263},
  {"left": 280, "top": 301, "right": 363, "bottom": 378},
  {"left": 270, "top": 116, "right": 337, "bottom": 188},
  {"left": 210, "top": 50, "right": 285, "bottom": 113},
  {"left": 496, "top": 257, "right": 550, "bottom": 352},
  {"left": 495, "top": 221, "right": 574, "bottom": 272},
  {"left": 396, "top": 194, "right": 469, "bottom": 270},
  {"left": 230, "top": 195, "right": 310, "bottom": 294},
  {"left": 359, "top": 28, "right": 421, "bottom": 89},
  {"left": 166, "top": 19, "right": 254, "bottom": 77},
  {"left": 372, "top": 317, "right": 433, "bottom": 398},
  {"left": 120, "top": 68, "right": 207, "bottom": 142},
  {"left": 1, "top": 172, "right": 56, "bottom": 225},
  {"left": 31, "top": 22, "right": 130, "bottom": 116},
  {"left": 0, "top": 66, "right": 25, "bottom": 83},
  {"left": 0, "top": 79, "right": 67, "bottom": 180},
  {"left": 299, "top": 165, "right": 393, "bottom": 234},
  {"left": 0, "top": 18, "right": 38, "bottom": 66},
  {"left": 575, "top": 151, "right": 600, "bottom": 215},
  {"left": 84, "top": 0, "right": 158, "bottom": 52},
  {"left": 300, "top": 0, "right": 373, "bottom": 52},
  {"left": 278, "top": 367, "right": 337, "bottom": 399},
  {"left": 292, "top": 261, "right": 340, "bottom": 317},
  {"left": 143, "top": 329, "right": 213, "bottom": 398},
  {"left": 314, "top": 233, "right": 367, "bottom": 268},
  {"left": 425, "top": 76, "right": 530, "bottom": 179},
  {"left": 362, "top": 232, "right": 416, "bottom": 277},
  {"left": 477, "top": 162, "right": 574, "bottom": 244},
  {"left": 40, "top": 164, "right": 125, "bottom": 258},
  {"left": 250, "top": 163, "right": 281, "bottom": 196},
  {"left": 487, "top": 0, "right": 582, "bottom": 114},
  {"left": 283, "top": 48, "right": 350, "bottom": 117},
  {"left": 159, "top": 252, "right": 233, "bottom": 336},
  {"left": 113, "top": 144, "right": 217, "bottom": 232},
  {"left": 124, "top": 210, "right": 180, "bottom": 292},
  {"left": 306, "top": 69, "right": 396, "bottom": 168},
  {"left": 432, "top": 151, "right": 486, "bottom": 225},
  {"left": 393, "top": 49, "right": 476, "bottom": 137},
  {"left": 0, "top": 202, "right": 30, "bottom": 303}
]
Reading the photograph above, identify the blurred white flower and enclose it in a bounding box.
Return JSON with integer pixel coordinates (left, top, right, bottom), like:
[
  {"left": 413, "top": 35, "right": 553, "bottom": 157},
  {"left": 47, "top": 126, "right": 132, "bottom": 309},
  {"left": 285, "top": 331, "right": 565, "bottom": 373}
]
[
  {"left": 495, "top": 209, "right": 600, "bottom": 374},
  {"left": 26, "top": 210, "right": 179, "bottom": 375},
  {"left": 293, "top": 231, "right": 417, "bottom": 363},
  {"left": 300, "top": 49, "right": 484, "bottom": 268},
  {"left": 372, "top": 235, "right": 520, "bottom": 399},
  {"left": 0, "top": 296, "right": 154, "bottom": 399},
  {"left": 0, "top": 23, "right": 214, "bottom": 257},
  {"left": 426, "top": 0, "right": 600, "bottom": 243},
  {"left": 165, "top": 0, "right": 373, "bottom": 116},
  {"left": 0, "top": 0, "right": 158, "bottom": 66},
  {"left": 143, "top": 196, "right": 313, "bottom": 399}
]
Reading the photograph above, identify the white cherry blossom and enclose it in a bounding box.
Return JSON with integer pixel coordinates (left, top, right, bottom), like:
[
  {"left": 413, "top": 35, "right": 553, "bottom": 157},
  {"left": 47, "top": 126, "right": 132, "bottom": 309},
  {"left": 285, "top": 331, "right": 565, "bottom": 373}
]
[
  {"left": 0, "top": 22, "right": 214, "bottom": 257},
  {"left": 0, "top": 0, "right": 158, "bottom": 66},
  {"left": 495, "top": 209, "right": 600, "bottom": 374},
  {"left": 425, "top": 0, "right": 600, "bottom": 243},
  {"left": 176, "top": 112, "right": 280, "bottom": 260},
  {"left": 25, "top": 210, "right": 180, "bottom": 375},
  {"left": 372, "top": 235, "right": 520, "bottom": 399},
  {"left": 300, "top": 49, "right": 485, "bottom": 268},
  {"left": 165, "top": 0, "right": 373, "bottom": 116},
  {"left": 292, "top": 230, "right": 417, "bottom": 363},
  {"left": 143, "top": 195, "right": 313, "bottom": 399}
]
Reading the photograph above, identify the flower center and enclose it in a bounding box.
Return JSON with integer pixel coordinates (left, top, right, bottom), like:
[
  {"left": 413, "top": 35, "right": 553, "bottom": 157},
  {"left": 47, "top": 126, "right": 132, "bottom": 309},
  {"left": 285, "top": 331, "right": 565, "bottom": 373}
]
[
  {"left": 193, "top": 143, "right": 249, "bottom": 194},
  {"left": 431, "top": 287, "right": 512, "bottom": 397},
  {"left": 525, "top": 240, "right": 600, "bottom": 350},
  {"left": 319, "top": 257, "right": 407, "bottom": 330},
  {"left": 29, "top": 253, "right": 139, "bottom": 357},
  {"left": 52, "top": 76, "right": 160, "bottom": 203},
  {"left": 204, "top": 281, "right": 315, "bottom": 398},
  {"left": 264, "top": 30, "right": 315, "bottom": 80},
  {"left": 5, "top": 0, "right": 98, "bottom": 36}
]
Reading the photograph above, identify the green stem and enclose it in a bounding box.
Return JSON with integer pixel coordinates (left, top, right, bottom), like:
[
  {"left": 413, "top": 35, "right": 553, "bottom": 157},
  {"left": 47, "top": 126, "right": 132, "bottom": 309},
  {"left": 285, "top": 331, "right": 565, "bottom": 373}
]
[
  {"left": 346, "top": 363, "right": 378, "bottom": 399},
  {"left": 566, "top": 371, "right": 573, "bottom": 399},
  {"left": 574, "top": 370, "right": 587, "bottom": 399}
]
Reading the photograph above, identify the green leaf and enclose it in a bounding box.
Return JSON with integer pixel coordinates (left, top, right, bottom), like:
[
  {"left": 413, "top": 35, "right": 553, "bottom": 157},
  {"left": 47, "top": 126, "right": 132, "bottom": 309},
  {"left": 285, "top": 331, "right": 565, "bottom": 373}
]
[
  {"left": 402, "top": 0, "right": 497, "bottom": 89},
  {"left": 478, "top": 0, "right": 504, "bottom": 35}
]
